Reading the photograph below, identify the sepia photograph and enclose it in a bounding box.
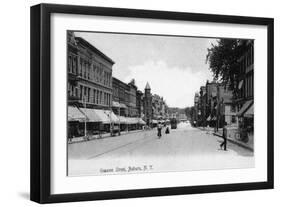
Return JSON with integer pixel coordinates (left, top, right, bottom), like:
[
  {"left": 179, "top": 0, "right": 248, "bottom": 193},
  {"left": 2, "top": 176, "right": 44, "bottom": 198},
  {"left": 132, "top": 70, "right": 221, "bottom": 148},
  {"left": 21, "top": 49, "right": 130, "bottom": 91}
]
[{"left": 67, "top": 31, "right": 254, "bottom": 177}]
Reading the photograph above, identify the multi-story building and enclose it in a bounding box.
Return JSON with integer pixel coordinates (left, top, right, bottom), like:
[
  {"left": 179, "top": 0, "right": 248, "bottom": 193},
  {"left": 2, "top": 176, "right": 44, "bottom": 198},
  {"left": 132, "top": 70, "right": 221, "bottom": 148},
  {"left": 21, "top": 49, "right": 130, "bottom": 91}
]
[
  {"left": 67, "top": 35, "right": 114, "bottom": 109},
  {"left": 198, "top": 86, "right": 207, "bottom": 126},
  {"left": 67, "top": 32, "right": 116, "bottom": 138},
  {"left": 67, "top": 31, "right": 79, "bottom": 105},
  {"left": 236, "top": 40, "right": 254, "bottom": 117},
  {"left": 127, "top": 79, "right": 138, "bottom": 117},
  {"left": 152, "top": 94, "right": 168, "bottom": 120},
  {"left": 112, "top": 77, "right": 128, "bottom": 117},
  {"left": 136, "top": 90, "right": 144, "bottom": 118},
  {"left": 192, "top": 93, "right": 200, "bottom": 126},
  {"left": 235, "top": 40, "right": 254, "bottom": 142}
]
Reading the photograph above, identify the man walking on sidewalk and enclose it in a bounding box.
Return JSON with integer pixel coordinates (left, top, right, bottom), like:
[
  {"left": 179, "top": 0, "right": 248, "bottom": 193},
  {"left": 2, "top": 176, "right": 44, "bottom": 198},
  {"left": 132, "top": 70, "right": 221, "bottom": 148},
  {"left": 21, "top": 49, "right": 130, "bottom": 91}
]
[{"left": 220, "top": 122, "right": 227, "bottom": 151}]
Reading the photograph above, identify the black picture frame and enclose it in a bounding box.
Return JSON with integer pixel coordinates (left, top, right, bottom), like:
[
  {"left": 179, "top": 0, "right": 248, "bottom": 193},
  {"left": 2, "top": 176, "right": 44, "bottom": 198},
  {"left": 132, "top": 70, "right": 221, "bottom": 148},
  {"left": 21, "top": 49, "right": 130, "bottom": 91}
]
[{"left": 30, "top": 3, "right": 274, "bottom": 204}]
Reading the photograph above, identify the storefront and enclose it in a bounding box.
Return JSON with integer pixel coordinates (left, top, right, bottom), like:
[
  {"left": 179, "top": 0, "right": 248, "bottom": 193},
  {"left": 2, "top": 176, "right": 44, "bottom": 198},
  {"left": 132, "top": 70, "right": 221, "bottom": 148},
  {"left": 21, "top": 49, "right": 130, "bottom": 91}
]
[
  {"left": 67, "top": 106, "right": 87, "bottom": 138},
  {"left": 237, "top": 100, "right": 254, "bottom": 143}
]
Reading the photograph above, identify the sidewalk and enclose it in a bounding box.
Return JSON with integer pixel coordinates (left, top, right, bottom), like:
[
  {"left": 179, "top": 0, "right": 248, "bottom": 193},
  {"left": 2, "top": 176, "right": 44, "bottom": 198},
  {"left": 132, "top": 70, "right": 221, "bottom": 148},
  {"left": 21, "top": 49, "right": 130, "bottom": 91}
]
[
  {"left": 197, "top": 127, "right": 254, "bottom": 152},
  {"left": 68, "top": 129, "right": 146, "bottom": 144}
]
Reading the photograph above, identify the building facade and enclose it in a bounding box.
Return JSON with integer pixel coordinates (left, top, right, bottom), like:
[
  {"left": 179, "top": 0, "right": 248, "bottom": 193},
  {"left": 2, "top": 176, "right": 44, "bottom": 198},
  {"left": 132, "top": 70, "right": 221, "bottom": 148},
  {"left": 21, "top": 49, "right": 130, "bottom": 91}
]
[
  {"left": 67, "top": 32, "right": 116, "bottom": 138},
  {"left": 127, "top": 79, "right": 138, "bottom": 117},
  {"left": 67, "top": 34, "right": 114, "bottom": 109},
  {"left": 235, "top": 40, "right": 254, "bottom": 142},
  {"left": 136, "top": 90, "right": 144, "bottom": 118},
  {"left": 112, "top": 77, "right": 128, "bottom": 117}
]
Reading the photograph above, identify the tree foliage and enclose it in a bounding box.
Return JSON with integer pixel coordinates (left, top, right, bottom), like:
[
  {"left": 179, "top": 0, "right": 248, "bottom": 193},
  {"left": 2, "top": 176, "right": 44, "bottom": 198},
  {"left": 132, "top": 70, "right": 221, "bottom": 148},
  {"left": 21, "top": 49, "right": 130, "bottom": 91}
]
[{"left": 206, "top": 39, "right": 248, "bottom": 90}]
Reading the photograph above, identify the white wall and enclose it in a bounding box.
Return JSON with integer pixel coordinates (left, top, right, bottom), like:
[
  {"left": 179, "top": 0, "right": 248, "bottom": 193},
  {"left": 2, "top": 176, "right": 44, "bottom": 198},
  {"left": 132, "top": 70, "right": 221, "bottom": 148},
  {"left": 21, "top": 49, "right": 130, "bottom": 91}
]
[{"left": 0, "top": 0, "right": 280, "bottom": 206}]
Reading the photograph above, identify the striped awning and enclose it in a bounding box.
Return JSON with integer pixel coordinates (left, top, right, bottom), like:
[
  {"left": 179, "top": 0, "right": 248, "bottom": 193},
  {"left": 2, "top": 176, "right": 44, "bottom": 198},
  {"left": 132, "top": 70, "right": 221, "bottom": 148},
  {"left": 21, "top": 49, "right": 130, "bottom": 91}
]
[
  {"left": 78, "top": 108, "right": 119, "bottom": 123},
  {"left": 119, "top": 103, "right": 128, "bottom": 108},
  {"left": 103, "top": 110, "right": 119, "bottom": 123},
  {"left": 117, "top": 116, "right": 127, "bottom": 124},
  {"left": 79, "top": 108, "right": 102, "bottom": 122},
  {"left": 112, "top": 101, "right": 121, "bottom": 108},
  {"left": 237, "top": 100, "right": 253, "bottom": 117},
  {"left": 68, "top": 106, "right": 86, "bottom": 122},
  {"left": 126, "top": 117, "right": 139, "bottom": 124},
  {"left": 238, "top": 80, "right": 244, "bottom": 89},
  {"left": 244, "top": 104, "right": 254, "bottom": 117},
  {"left": 138, "top": 118, "right": 146, "bottom": 125}
]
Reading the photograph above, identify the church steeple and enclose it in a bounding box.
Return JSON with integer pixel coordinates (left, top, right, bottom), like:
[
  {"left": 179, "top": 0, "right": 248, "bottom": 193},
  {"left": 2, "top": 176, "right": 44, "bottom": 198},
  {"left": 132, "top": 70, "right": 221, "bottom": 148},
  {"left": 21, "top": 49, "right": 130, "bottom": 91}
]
[{"left": 145, "top": 82, "right": 151, "bottom": 90}]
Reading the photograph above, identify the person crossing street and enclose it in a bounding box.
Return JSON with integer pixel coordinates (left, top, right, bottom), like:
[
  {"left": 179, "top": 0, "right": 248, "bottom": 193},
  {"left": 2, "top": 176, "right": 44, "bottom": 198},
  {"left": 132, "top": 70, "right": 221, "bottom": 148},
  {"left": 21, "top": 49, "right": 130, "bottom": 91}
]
[{"left": 157, "top": 122, "right": 163, "bottom": 138}]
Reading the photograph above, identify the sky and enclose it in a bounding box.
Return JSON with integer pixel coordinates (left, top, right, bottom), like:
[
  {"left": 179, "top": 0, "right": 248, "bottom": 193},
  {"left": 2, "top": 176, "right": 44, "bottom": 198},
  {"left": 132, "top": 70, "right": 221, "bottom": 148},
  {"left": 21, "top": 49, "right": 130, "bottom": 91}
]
[{"left": 74, "top": 32, "right": 218, "bottom": 108}]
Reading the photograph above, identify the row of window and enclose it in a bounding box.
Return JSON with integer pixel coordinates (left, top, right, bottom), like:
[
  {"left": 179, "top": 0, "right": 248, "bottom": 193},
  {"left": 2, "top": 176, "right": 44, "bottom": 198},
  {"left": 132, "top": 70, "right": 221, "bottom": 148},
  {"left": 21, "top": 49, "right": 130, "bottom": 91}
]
[
  {"left": 239, "top": 44, "right": 254, "bottom": 74},
  {"left": 67, "top": 83, "right": 111, "bottom": 106},
  {"left": 67, "top": 55, "right": 112, "bottom": 88},
  {"left": 245, "top": 74, "right": 254, "bottom": 98},
  {"left": 80, "top": 85, "right": 111, "bottom": 106},
  {"left": 68, "top": 54, "right": 77, "bottom": 74}
]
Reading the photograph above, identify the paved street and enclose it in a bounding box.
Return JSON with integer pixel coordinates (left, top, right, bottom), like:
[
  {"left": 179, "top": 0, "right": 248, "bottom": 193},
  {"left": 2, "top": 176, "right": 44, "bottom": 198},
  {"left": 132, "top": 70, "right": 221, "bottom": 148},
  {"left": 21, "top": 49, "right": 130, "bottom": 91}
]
[{"left": 68, "top": 123, "right": 254, "bottom": 176}]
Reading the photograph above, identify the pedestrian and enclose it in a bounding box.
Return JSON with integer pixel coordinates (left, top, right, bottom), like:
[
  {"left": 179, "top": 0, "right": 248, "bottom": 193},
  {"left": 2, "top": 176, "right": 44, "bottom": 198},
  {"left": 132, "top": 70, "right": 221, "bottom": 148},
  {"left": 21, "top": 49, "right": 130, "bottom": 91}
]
[
  {"left": 165, "top": 126, "right": 170, "bottom": 134},
  {"left": 157, "top": 122, "right": 162, "bottom": 138},
  {"left": 220, "top": 122, "right": 227, "bottom": 150}
]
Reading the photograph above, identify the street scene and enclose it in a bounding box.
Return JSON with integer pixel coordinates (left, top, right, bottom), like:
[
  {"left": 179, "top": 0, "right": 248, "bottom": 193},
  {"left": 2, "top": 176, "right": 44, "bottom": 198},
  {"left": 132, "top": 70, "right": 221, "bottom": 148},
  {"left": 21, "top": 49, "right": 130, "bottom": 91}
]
[
  {"left": 68, "top": 122, "right": 253, "bottom": 176},
  {"left": 67, "top": 31, "right": 254, "bottom": 176}
]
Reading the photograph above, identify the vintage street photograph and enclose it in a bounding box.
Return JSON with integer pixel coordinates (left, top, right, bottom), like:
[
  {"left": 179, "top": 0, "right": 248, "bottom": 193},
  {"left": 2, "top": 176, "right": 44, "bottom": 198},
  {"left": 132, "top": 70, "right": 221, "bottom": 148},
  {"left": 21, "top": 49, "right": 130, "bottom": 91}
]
[{"left": 67, "top": 31, "right": 254, "bottom": 176}]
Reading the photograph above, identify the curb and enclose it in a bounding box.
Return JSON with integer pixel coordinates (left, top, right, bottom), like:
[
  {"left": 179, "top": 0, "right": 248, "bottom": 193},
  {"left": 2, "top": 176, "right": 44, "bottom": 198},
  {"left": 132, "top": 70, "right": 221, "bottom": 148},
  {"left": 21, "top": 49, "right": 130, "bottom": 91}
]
[
  {"left": 213, "top": 133, "right": 254, "bottom": 152},
  {"left": 68, "top": 129, "right": 148, "bottom": 144}
]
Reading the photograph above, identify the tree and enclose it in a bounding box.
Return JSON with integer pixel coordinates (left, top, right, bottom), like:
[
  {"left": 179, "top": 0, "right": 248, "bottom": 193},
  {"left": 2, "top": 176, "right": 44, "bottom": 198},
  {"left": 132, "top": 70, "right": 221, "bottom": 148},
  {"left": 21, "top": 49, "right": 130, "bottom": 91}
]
[{"left": 206, "top": 39, "right": 248, "bottom": 90}]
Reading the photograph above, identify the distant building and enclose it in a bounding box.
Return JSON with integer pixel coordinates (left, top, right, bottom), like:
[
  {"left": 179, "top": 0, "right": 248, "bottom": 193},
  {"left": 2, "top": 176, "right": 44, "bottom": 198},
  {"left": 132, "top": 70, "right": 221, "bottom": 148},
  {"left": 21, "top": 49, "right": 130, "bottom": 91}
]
[{"left": 152, "top": 94, "right": 168, "bottom": 120}]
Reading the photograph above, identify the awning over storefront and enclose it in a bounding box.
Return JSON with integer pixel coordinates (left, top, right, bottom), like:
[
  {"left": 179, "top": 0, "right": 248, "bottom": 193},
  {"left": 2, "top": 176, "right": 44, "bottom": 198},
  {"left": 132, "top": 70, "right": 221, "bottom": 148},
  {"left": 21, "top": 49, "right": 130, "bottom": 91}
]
[
  {"left": 244, "top": 104, "right": 254, "bottom": 118},
  {"left": 112, "top": 101, "right": 121, "bottom": 108},
  {"left": 79, "top": 108, "right": 119, "bottom": 123},
  {"left": 119, "top": 103, "right": 127, "bottom": 108},
  {"left": 125, "top": 117, "right": 137, "bottom": 124},
  {"left": 103, "top": 110, "right": 119, "bottom": 124},
  {"left": 79, "top": 108, "right": 103, "bottom": 122},
  {"left": 68, "top": 106, "right": 86, "bottom": 122},
  {"left": 138, "top": 118, "right": 146, "bottom": 125},
  {"left": 237, "top": 100, "right": 253, "bottom": 117},
  {"left": 116, "top": 116, "right": 127, "bottom": 124},
  {"left": 112, "top": 101, "right": 128, "bottom": 109}
]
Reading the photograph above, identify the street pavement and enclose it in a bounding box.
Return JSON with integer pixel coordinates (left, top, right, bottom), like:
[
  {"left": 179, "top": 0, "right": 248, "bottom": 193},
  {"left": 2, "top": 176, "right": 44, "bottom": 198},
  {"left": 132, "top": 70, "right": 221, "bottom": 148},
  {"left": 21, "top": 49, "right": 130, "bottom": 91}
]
[{"left": 68, "top": 122, "right": 254, "bottom": 176}]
